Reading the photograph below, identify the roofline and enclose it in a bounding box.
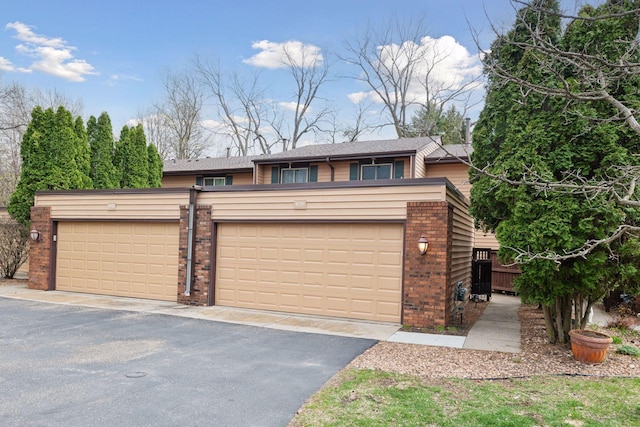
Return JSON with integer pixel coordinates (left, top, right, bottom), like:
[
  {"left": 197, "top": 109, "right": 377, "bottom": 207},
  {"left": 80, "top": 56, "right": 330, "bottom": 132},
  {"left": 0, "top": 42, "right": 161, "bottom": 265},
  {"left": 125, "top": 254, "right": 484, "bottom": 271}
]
[
  {"left": 35, "top": 187, "right": 190, "bottom": 196},
  {"left": 253, "top": 148, "right": 426, "bottom": 165},
  {"left": 199, "top": 176, "right": 463, "bottom": 197},
  {"left": 33, "top": 178, "right": 466, "bottom": 204},
  {"left": 162, "top": 167, "right": 253, "bottom": 176}
]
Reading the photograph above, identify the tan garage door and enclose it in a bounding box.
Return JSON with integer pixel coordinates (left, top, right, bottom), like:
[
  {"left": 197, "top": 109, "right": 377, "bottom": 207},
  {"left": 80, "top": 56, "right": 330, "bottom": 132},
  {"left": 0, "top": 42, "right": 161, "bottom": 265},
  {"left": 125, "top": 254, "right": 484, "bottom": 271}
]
[
  {"left": 216, "top": 223, "right": 404, "bottom": 322},
  {"left": 56, "top": 222, "right": 179, "bottom": 301}
]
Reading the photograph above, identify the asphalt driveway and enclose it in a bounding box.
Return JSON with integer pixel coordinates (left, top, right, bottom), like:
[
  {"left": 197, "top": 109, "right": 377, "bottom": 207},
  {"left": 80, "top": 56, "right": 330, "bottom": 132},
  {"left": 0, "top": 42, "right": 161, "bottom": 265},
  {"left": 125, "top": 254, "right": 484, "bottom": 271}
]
[{"left": 0, "top": 298, "right": 376, "bottom": 426}]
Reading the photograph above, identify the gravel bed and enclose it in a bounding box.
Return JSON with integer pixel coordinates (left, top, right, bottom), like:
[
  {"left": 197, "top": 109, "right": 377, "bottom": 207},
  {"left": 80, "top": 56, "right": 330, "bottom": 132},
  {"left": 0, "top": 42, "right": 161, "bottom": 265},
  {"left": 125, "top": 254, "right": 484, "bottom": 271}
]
[{"left": 349, "top": 304, "right": 640, "bottom": 379}]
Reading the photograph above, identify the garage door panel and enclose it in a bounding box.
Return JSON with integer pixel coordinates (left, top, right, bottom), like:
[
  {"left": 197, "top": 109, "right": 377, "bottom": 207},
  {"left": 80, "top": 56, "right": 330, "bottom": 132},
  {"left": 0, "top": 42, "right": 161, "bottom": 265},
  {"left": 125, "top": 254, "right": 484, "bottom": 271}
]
[
  {"left": 56, "top": 222, "right": 178, "bottom": 301},
  {"left": 216, "top": 223, "right": 403, "bottom": 322}
]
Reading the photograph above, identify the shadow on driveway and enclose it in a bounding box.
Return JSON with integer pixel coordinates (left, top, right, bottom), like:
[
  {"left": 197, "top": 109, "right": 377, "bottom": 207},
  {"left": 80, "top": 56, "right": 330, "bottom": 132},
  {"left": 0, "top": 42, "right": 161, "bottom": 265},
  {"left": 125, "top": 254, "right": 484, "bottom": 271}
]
[{"left": 0, "top": 298, "right": 376, "bottom": 426}]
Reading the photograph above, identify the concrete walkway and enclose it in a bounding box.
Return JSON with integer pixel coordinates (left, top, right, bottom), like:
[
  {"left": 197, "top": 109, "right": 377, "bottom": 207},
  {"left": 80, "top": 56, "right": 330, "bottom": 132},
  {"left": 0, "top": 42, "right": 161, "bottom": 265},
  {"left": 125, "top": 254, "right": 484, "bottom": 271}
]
[
  {"left": 463, "top": 293, "right": 522, "bottom": 353},
  {"left": 0, "top": 282, "right": 523, "bottom": 352}
]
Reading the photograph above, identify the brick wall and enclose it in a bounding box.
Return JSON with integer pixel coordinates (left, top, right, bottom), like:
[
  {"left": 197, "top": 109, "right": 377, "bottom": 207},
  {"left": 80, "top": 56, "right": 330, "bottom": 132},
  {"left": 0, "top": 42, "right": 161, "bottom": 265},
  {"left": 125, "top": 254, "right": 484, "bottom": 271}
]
[
  {"left": 178, "top": 205, "right": 212, "bottom": 305},
  {"left": 403, "top": 201, "right": 454, "bottom": 328},
  {"left": 28, "top": 206, "right": 52, "bottom": 291}
]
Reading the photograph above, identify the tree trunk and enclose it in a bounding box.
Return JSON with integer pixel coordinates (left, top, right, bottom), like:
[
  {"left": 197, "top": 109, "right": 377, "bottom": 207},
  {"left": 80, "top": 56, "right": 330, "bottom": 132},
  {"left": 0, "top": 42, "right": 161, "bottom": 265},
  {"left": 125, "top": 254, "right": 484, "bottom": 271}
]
[
  {"left": 542, "top": 304, "right": 557, "bottom": 343},
  {"left": 542, "top": 296, "right": 573, "bottom": 344}
]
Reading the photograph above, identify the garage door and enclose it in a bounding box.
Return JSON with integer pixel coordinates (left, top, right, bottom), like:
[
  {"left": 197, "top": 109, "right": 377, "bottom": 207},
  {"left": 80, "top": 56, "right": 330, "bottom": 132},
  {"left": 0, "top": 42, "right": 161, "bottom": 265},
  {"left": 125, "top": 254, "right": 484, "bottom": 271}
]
[
  {"left": 56, "top": 222, "right": 179, "bottom": 301},
  {"left": 216, "top": 223, "right": 404, "bottom": 322}
]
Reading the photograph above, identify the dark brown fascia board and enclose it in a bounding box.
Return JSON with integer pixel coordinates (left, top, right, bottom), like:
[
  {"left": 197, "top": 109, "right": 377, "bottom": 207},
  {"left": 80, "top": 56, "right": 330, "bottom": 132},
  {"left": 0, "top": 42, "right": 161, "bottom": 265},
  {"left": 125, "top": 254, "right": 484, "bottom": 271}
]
[
  {"left": 34, "top": 177, "right": 466, "bottom": 203},
  {"left": 34, "top": 187, "right": 190, "bottom": 196},
  {"left": 252, "top": 149, "right": 423, "bottom": 165},
  {"left": 200, "top": 177, "right": 461, "bottom": 195},
  {"left": 162, "top": 167, "right": 254, "bottom": 176}
]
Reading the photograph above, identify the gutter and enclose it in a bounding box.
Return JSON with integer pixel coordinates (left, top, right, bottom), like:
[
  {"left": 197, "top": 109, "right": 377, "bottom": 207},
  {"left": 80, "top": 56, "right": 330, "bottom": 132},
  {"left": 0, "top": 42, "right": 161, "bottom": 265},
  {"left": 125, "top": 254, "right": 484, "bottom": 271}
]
[{"left": 185, "top": 186, "right": 200, "bottom": 296}]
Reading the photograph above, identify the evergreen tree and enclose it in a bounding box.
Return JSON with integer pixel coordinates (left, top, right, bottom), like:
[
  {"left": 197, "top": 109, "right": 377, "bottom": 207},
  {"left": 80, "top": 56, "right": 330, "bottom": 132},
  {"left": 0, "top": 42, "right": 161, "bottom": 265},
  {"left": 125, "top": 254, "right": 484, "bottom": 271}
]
[
  {"left": 8, "top": 106, "right": 92, "bottom": 224},
  {"left": 469, "top": 0, "right": 640, "bottom": 343},
  {"left": 112, "top": 125, "right": 130, "bottom": 187},
  {"left": 147, "top": 143, "right": 163, "bottom": 187},
  {"left": 408, "top": 103, "right": 465, "bottom": 144},
  {"left": 114, "top": 124, "right": 151, "bottom": 188},
  {"left": 74, "top": 116, "right": 93, "bottom": 189},
  {"left": 88, "top": 112, "right": 117, "bottom": 189}
]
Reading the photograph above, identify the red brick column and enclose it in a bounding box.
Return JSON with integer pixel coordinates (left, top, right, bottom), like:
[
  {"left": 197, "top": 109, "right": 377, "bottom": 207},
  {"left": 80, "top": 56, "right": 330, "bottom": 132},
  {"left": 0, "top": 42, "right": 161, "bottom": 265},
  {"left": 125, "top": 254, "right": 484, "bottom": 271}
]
[
  {"left": 403, "top": 201, "right": 454, "bottom": 328},
  {"left": 178, "top": 205, "right": 212, "bottom": 306},
  {"left": 28, "top": 206, "right": 52, "bottom": 291}
]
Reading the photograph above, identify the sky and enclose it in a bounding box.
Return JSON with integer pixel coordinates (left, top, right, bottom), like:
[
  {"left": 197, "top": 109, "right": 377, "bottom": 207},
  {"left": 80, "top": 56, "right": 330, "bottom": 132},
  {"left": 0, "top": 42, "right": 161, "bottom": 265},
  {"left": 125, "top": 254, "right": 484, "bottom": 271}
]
[{"left": 0, "top": 0, "right": 591, "bottom": 153}]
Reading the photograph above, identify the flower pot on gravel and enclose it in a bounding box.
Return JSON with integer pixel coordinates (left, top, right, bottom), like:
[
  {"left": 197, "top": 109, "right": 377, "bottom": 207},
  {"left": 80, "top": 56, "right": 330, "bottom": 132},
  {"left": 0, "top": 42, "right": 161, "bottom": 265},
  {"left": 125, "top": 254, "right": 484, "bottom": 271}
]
[{"left": 569, "top": 329, "right": 613, "bottom": 364}]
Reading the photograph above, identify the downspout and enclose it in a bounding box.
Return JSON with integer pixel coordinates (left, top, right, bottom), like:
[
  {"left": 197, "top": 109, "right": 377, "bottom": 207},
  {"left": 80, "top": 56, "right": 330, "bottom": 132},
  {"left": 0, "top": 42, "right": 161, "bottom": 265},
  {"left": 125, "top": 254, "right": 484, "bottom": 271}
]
[
  {"left": 325, "top": 157, "right": 334, "bottom": 181},
  {"left": 185, "top": 186, "right": 200, "bottom": 297}
]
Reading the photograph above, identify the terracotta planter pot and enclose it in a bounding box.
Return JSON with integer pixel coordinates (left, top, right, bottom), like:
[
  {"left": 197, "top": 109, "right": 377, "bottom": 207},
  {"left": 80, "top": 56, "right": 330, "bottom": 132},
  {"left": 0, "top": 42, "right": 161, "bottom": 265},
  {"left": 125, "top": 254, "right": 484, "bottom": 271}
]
[{"left": 569, "top": 329, "right": 613, "bottom": 364}]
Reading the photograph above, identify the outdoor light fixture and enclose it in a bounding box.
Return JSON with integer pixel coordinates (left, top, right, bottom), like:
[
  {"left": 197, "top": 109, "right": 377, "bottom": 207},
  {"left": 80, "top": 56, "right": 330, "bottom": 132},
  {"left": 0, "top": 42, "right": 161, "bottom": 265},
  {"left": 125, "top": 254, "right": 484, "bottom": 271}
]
[
  {"left": 418, "top": 233, "right": 429, "bottom": 255},
  {"left": 30, "top": 228, "right": 40, "bottom": 242}
]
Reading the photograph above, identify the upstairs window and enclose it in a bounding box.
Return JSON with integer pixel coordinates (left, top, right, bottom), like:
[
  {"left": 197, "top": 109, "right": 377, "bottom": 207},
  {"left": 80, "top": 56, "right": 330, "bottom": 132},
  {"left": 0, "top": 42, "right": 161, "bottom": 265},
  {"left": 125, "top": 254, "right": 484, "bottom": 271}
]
[
  {"left": 270, "top": 165, "right": 318, "bottom": 183},
  {"left": 281, "top": 167, "right": 308, "bottom": 184},
  {"left": 351, "top": 160, "right": 404, "bottom": 181},
  {"left": 361, "top": 163, "right": 392, "bottom": 180},
  {"left": 197, "top": 176, "right": 233, "bottom": 186},
  {"left": 203, "top": 177, "right": 226, "bottom": 186}
]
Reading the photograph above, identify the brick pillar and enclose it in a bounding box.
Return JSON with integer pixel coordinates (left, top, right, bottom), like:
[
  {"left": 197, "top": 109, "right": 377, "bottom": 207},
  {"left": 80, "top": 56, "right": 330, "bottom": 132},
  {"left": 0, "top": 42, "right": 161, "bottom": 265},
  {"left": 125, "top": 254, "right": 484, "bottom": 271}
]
[
  {"left": 28, "top": 206, "right": 52, "bottom": 291},
  {"left": 403, "top": 201, "right": 454, "bottom": 328},
  {"left": 178, "top": 205, "right": 212, "bottom": 306}
]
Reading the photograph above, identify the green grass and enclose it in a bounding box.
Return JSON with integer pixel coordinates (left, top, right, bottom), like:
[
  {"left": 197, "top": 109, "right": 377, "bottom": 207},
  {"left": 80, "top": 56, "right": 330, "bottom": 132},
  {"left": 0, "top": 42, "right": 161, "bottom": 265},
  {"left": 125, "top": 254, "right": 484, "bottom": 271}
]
[{"left": 291, "top": 370, "right": 640, "bottom": 427}]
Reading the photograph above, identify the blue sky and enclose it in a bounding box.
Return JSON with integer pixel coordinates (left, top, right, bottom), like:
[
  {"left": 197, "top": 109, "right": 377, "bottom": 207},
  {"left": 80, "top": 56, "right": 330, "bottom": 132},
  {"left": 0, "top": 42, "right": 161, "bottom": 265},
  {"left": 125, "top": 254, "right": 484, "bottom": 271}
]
[{"left": 0, "top": 0, "right": 588, "bottom": 151}]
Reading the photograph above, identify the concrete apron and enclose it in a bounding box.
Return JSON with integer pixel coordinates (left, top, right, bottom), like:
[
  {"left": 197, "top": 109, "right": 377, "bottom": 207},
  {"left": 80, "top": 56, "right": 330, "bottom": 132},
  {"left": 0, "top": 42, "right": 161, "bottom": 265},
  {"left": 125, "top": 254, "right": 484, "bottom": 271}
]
[{"left": 0, "top": 284, "right": 524, "bottom": 352}]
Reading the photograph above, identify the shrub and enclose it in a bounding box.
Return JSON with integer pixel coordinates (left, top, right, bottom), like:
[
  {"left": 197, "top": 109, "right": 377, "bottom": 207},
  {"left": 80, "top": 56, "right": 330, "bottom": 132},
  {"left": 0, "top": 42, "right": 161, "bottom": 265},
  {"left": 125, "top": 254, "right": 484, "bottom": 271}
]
[
  {"left": 0, "top": 218, "right": 29, "bottom": 278},
  {"left": 617, "top": 345, "right": 640, "bottom": 357}
]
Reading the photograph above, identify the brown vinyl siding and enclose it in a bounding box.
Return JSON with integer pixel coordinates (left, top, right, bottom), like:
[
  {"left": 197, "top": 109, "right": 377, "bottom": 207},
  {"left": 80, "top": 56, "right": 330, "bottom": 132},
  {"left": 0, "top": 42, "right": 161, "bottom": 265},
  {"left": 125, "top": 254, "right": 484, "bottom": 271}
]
[
  {"left": 162, "top": 172, "right": 253, "bottom": 188},
  {"left": 446, "top": 185, "right": 473, "bottom": 295},
  {"left": 200, "top": 184, "right": 445, "bottom": 221},
  {"left": 35, "top": 191, "right": 190, "bottom": 220},
  {"left": 425, "top": 163, "right": 471, "bottom": 198},
  {"left": 474, "top": 230, "right": 500, "bottom": 250},
  {"left": 162, "top": 175, "right": 197, "bottom": 188}
]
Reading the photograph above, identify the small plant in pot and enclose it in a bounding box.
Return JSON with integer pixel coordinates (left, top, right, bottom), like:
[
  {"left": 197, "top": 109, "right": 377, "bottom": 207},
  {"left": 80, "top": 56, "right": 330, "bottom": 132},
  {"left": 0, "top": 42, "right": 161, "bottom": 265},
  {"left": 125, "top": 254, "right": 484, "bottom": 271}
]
[{"left": 569, "top": 329, "right": 613, "bottom": 364}]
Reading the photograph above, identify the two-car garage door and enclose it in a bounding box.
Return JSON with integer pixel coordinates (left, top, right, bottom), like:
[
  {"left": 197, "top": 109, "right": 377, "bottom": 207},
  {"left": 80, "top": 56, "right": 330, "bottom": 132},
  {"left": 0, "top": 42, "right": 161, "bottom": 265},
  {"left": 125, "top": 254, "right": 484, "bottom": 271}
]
[
  {"left": 54, "top": 221, "right": 404, "bottom": 322},
  {"left": 215, "top": 223, "right": 404, "bottom": 322},
  {"left": 56, "top": 222, "right": 179, "bottom": 301}
]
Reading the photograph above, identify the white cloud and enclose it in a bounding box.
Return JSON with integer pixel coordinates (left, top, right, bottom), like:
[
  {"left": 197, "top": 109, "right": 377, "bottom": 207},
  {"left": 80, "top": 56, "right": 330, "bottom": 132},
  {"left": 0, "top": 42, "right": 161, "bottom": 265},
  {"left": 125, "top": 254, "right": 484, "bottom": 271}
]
[
  {"left": 278, "top": 101, "right": 301, "bottom": 112},
  {"left": 347, "top": 92, "right": 368, "bottom": 104},
  {"left": 5, "top": 21, "right": 97, "bottom": 82},
  {"left": 107, "top": 74, "right": 143, "bottom": 86},
  {"left": 347, "top": 35, "right": 483, "bottom": 106},
  {"left": 0, "top": 57, "right": 15, "bottom": 71},
  {"left": 243, "top": 40, "right": 323, "bottom": 69}
]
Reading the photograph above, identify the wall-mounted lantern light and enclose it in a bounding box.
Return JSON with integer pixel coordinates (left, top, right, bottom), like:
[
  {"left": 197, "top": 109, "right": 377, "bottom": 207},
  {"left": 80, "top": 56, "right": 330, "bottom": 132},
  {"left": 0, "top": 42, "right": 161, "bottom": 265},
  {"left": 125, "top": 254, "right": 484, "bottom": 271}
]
[
  {"left": 30, "top": 228, "right": 40, "bottom": 242},
  {"left": 418, "top": 233, "right": 429, "bottom": 256}
]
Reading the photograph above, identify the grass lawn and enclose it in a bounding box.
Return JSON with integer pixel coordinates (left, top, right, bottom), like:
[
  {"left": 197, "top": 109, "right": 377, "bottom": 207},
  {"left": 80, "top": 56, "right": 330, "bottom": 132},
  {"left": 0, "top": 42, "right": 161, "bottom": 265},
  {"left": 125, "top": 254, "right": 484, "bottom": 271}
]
[{"left": 290, "top": 369, "right": 640, "bottom": 427}]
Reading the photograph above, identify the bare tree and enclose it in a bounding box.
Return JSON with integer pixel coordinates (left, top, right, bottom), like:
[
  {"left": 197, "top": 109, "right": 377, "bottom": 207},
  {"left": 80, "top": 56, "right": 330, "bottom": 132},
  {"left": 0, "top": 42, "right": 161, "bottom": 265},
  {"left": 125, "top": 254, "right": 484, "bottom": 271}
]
[
  {"left": 278, "top": 46, "right": 332, "bottom": 150},
  {"left": 0, "top": 81, "right": 83, "bottom": 205},
  {"left": 194, "top": 56, "right": 273, "bottom": 156},
  {"left": 137, "top": 109, "right": 172, "bottom": 160},
  {"left": 157, "top": 69, "right": 208, "bottom": 159},
  {"left": 341, "top": 16, "right": 482, "bottom": 138},
  {"left": 0, "top": 83, "right": 29, "bottom": 205},
  {"left": 325, "top": 100, "right": 377, "bottom": 143}
]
